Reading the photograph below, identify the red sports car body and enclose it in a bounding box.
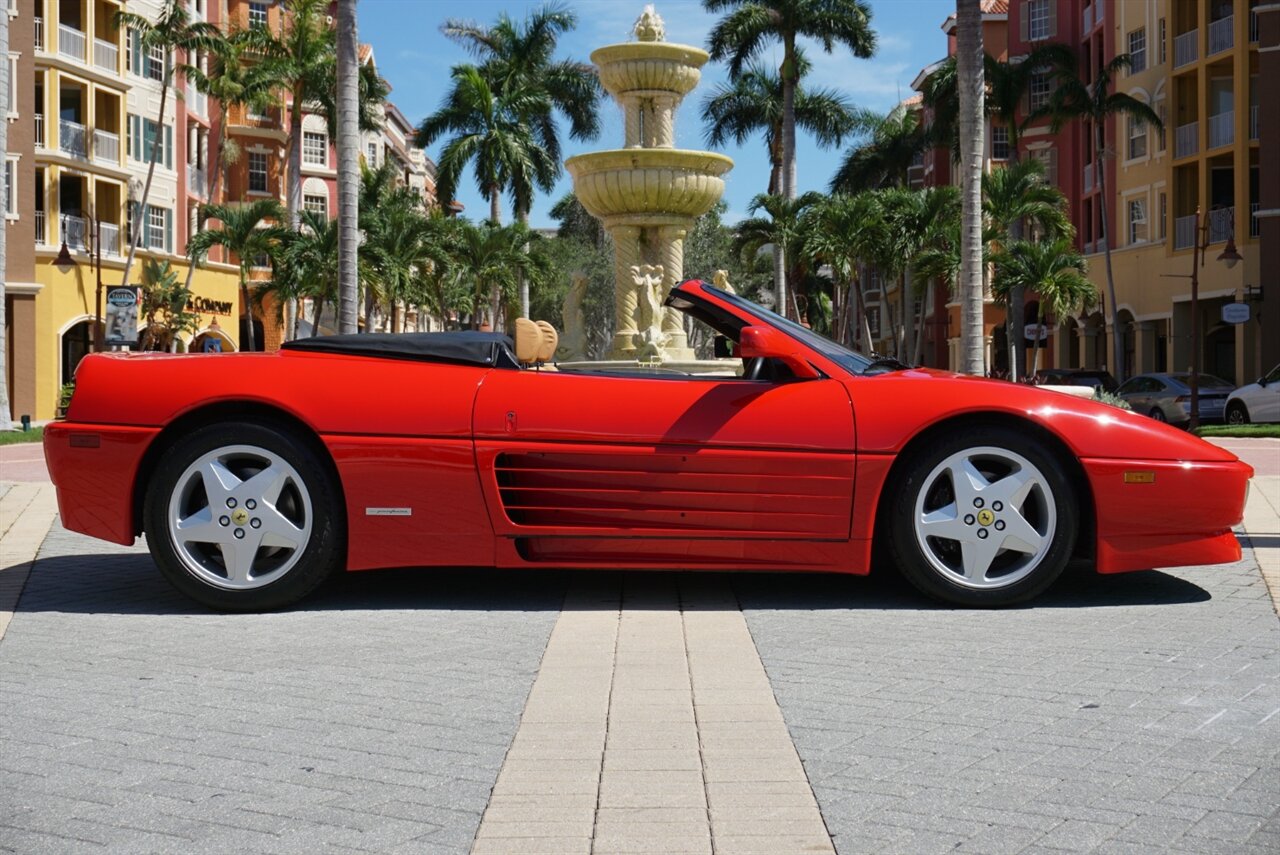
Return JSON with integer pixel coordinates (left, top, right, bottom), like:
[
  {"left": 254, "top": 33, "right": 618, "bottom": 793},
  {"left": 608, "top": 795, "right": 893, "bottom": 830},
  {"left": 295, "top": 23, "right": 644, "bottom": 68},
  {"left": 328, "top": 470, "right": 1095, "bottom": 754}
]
[{"left": 44, "top": 280, "right": 1253, "bottom": 610}]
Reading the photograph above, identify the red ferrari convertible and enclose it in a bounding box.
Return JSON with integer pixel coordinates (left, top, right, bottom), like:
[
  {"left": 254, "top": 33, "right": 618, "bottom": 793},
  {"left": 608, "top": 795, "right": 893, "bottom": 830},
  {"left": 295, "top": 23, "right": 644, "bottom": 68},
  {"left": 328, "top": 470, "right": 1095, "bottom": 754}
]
[{"left": 44, "top": 280, "right": 1252, "bottom": 610}]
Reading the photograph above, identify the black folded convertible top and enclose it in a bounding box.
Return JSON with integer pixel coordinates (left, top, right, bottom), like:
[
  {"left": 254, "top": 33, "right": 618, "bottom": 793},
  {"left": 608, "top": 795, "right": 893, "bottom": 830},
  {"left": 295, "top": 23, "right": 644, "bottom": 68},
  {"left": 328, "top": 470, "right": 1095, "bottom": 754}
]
[{"left": 281, "top": 331, "right": 519, "bottom": 368}]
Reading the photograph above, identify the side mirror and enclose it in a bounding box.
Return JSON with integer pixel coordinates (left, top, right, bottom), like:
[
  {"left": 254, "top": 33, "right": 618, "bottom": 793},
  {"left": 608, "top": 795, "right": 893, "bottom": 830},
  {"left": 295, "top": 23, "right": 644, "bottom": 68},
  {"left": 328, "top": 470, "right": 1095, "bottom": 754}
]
[
  {"left": 1258, "top": 377, "right": 1267, "bottom": 388},
  {"left": 736, "top": 326, "right": 821, "bottom": 379},
  {"left": 713, "top": 335, "right": 734, "bottom": 359}
]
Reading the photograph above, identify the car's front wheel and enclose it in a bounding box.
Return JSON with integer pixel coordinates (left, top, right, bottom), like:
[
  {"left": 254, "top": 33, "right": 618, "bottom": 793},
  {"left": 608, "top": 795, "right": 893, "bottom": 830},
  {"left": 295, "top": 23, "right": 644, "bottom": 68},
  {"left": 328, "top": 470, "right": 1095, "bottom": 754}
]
[
  {"left": 1226, "top": 401, "right": 1250, "bottom": 425},
  {"left": 888, "top": 427, "right": 1078, "bottom": 607},
  {"left": 143, "top": 421, "right": 344, "bottom": 611}
]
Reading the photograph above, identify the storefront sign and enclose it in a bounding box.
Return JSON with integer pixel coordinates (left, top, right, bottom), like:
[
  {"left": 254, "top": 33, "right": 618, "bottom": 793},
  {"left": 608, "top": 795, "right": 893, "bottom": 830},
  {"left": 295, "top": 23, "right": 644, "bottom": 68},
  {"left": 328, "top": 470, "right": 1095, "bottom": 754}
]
[
  {"left": 1221, "top": 303, "right": 1250, "bottom": 324},
  {"left": 1024, "top": 323, "right": 1050, "bottom": 341},
  {"left": 189, "top": 295, "right": 234, "bottom": 316},
  {"left": 105, "top": 287, "right": 141, "bottom": 345}
]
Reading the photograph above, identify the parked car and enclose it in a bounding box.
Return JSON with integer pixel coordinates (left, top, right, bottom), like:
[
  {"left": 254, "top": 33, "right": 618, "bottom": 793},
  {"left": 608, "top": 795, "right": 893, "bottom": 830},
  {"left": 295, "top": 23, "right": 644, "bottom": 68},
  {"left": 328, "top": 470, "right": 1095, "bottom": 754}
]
[
  {"left": 44, "top": 280, "right": 1252, "bottom": 611},
  {"left": 1032, "top": 369, "right": 1119, "bottom": 393},
  {"left": 1115, "top": 372, "right": 1234, "bottom": 425},
  {"left": 1226, "top": 364, "right": 1280, "bottom": 424}
]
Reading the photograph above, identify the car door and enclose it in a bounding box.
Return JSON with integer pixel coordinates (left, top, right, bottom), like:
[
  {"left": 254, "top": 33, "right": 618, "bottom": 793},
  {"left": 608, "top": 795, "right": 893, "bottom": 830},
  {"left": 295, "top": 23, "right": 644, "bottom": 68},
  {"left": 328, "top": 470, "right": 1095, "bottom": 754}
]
[
  {"left": 1254, "top": 365, "right": 1280, "bottom": 422},
  {"left": 471, "top": 370, "right": 856, "bottom": 567}
]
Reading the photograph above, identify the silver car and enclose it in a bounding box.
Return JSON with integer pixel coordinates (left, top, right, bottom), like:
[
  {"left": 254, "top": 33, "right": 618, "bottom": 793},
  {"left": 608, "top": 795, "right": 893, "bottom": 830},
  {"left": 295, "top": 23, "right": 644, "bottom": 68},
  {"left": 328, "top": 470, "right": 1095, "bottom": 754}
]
[{"left": 1115, "top": 372, "right": 1233, "bottom": 426}]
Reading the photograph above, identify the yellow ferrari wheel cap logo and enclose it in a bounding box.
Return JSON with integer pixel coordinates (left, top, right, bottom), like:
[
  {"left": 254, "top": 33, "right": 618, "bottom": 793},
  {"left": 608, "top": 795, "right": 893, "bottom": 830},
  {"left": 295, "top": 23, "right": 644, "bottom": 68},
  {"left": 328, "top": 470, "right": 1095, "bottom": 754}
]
[
  {"left": 231, "top": 508, "right": 249, "bottom": 525},
  {"left": 977, "top": 509, "right": 995, "bottom": 526}
]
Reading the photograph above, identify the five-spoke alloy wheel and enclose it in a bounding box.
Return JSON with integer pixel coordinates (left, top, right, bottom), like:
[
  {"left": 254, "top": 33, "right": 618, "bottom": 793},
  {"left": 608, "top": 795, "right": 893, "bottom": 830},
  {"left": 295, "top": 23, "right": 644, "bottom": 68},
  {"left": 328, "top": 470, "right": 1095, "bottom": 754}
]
[
  {"left": 144, "top": 422, "right": 343, "bottom": 610},
  {"left": 889, "top": 426, "right": 1078, "bottom": 606}
]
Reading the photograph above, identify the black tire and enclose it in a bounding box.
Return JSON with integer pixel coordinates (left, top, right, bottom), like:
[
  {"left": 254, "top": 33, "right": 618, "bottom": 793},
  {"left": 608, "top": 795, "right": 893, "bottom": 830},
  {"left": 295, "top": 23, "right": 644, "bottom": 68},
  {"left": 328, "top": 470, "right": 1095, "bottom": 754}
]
[
  {"left": 886, "top": 425, "right": 1079, "bottom": 607},
  {"left": 1226, "top": 401, "right": 1250, "bottom": 425},
  {"left": 142, "top": 421, "right": 344, "bottom": 611},
  {"left": 1149, "top": 407, "right": 1168, "bottom": 423}
]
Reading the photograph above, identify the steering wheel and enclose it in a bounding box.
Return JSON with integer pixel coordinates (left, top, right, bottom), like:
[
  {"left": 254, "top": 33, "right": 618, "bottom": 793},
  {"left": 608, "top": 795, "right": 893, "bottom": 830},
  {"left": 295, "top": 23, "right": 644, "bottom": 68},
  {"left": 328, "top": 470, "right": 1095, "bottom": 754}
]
[{"left": 745, "top": 356, "right": 766, "bottom": 381}]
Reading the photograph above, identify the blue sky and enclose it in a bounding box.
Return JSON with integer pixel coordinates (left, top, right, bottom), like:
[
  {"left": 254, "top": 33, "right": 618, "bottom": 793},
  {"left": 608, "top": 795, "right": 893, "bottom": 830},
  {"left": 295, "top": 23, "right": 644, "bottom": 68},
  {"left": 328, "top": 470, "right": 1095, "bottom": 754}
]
[{"left": 359, "top": 0, "right": 956, "bottom": 227}]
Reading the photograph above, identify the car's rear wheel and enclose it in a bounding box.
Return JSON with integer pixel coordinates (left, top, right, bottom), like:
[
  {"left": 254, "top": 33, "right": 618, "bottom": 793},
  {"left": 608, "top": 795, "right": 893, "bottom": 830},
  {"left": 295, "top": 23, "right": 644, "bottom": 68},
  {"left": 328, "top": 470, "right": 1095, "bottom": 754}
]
[
  {"left": 143, "top": 422, "right": 344, "bottom": 611},
  {"left": 888, "top": 427, "right": 1078, "bottom": 607},
  {"left": 1149, "top": 407, "right": 1168, "bottom": 423},
  {"left": 1226, "top": 401, "right": 1250, "bottom": 425}
]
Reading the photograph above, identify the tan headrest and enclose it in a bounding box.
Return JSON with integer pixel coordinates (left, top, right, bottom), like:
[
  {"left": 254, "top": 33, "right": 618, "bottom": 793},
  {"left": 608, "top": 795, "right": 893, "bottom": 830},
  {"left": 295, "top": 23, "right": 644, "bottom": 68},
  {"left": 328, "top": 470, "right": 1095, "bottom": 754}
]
[
  {"left": 535, "top": 321, "right": 558, "bottom": 363},
  {"left": 513, "top": 318, "right": 541, "bottom": 364}
]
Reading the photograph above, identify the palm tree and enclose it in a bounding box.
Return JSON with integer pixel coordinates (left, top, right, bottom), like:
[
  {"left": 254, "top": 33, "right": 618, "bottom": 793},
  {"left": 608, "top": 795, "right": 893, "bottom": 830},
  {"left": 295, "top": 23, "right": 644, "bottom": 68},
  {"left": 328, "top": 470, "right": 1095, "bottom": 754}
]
[
  {"left": 335, "top": 0, "right": 360, "bottom": 335},
  {"left": 114, "top": 1, "right": 221, "bottom": 296},
  {"left": 993, "top": 237, "right": 1096, "bottom": 375},
  {"left": 416, "top": 65, "right": 557, "bottom": 225},
  {"left": 1043, "top": 53, "right": 1160, "bottom": 382},
  {"left": 830, "top": 103, "right": 927, "bottom": 192},
  {"left": 983, "top": 158, "right": 1071, "bottom": 255},
  {"left": 363, "top": 198, "right": 451, "bottom": 333},
  {"left": 703, "top": 51, "right": 861, "bottom": 195},
  {"left": 955, "top": 0, "right": 986, "bottom": 376},
  {"left": 449, "top": 221, "right": 549, "bottom": 329},
  {"left": 188, "top": 200, "right": 288, "bottom": 352},
  {"left": 273, "top": 210, "right": 338, "bottom": 336},
  {"left": 181, "top": 29, "right": 277, "bottom": 291},
  {"left": 734, "top": 192, "right": 824, "bottom": 322},
  {"left": 802, "top": 191, "right": 883, "bottom": 348},
  {"left": 705, "top": 0, "right": 877, "bottom": 316}
]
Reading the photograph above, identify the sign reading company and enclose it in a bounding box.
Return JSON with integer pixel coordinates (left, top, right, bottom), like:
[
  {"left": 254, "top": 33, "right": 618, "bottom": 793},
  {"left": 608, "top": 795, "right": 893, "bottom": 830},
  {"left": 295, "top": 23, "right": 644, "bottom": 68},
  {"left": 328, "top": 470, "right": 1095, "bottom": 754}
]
[
  {"left": 105, "top": 286, "right": 141, "bottom": 345},
  {"left": 1024, "top": 323, "right": 1050, "bottom": 342},
  {"left": 1221, "top": 303, "right": 1250, "bottom": 324},
  {"left": 189, "top": 295, "right": 235, "bottom": 316}
]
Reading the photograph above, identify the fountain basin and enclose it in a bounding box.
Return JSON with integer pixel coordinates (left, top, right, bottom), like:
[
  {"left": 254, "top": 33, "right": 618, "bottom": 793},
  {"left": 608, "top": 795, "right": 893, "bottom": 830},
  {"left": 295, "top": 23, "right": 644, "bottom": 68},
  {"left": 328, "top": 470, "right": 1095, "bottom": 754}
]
[
  {"left": 565, "top": 149, "right": 733, "bottom": 222},
  {"left": 591, "top": 42, "right": 709, "bottom": 96}
]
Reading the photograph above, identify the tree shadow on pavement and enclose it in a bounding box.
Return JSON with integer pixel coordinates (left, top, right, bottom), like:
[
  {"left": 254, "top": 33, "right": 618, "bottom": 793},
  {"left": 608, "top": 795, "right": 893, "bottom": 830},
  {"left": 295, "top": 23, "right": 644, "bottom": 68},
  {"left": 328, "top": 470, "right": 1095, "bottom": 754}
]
[{"left": 15, "top": 549, "right": 1211, "bottom": 617}]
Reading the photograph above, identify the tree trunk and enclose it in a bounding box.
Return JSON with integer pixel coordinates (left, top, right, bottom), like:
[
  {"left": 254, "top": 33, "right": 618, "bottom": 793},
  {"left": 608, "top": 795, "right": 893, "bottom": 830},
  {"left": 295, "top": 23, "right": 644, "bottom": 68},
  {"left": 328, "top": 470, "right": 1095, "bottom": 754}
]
[
  {"left": 489, "top": 187, "right": 501, "bottom": 224},
  {"left": 956, "top": 0, "right": 986, "bottom": 376},
  {"left": 1006, "top": 145, "right": 1026, "bottom": 380},
  {"left": 1031, "top": 304, "right": 1044, "bottom": 376},
  {"left": 778, "top": 35, "right": 797, "bottom": 319},
  {"left": 773, "top": 246, "right": 787, "bottom": 320},
  {"left": 853, "top": 272, "right": 873, "bottom": 351},
  {"left": 283, "top": 85, "right": 305, "bottom": 341},
  {"left": 120, "top": 60, "right": 172, "bottom": 297},
  {"left": 518, "top": 208, "right": 530, "bottom": 319},
  {"left": 0, "top": 11, "right": 10, "bottom": 428},
  {"left": 912, "top": 280, "right": 930, "bottom": 366},
  {"left": 183, "top": 119, "right": 226, "bottom": 291},
  {"left": 336, "top": 0, "right": 360, "bottom": 335},
  {"left": 311, "top": 296, "right": 325, "bottom": 336},
  {"left": 1097, "top": 124, "right": 1123, "bottom": 382},
  {"left": 239, "top": 267, "right": 257, "bottom": 352}
]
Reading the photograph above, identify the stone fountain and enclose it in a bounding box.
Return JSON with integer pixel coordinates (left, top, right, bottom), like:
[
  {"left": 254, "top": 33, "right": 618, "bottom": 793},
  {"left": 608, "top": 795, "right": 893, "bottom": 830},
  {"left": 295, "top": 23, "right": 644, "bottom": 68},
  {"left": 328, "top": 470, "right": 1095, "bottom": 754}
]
[{"left": 564, "top": 5, "right": 733, "bottom": 363}]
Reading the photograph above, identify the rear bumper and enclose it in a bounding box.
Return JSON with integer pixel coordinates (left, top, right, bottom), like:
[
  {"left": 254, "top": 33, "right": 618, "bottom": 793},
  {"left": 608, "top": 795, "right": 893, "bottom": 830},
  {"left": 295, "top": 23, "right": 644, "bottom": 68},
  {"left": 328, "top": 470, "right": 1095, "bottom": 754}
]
[
  {"left": 1084, "top": 456, "right": 1253, "bottom": 574},
  {"left": 43, "top": 422, "right": 159, "bottom": 546}
]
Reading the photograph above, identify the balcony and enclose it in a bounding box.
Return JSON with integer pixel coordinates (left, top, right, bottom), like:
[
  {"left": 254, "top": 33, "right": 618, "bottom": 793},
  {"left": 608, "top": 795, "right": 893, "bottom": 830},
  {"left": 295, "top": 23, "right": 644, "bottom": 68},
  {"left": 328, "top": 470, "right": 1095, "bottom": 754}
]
[
  {"left": 1174, "top": 30, "right": 1199, "bottom": 69},
  {"left": 62, "top": 215, "right": 90, "bottom": 251},
  {"left": 1208, "top": 111, "right": 1234, "bottom": 149},
  {"left": 59, "top": 119, "right": 88, "bottom": 159},
  {"left": 1208, "top": 15, "right": 1234, "bottom": 56},
  {"left": 100, "top": 221, "right": 121, "bottom": 257},
  {"left": 35, "top": 210, "right": 47, "bottom": 245},
  {"left": 93, "top": 128, "right": 119, "bottom": 164},
  {"left": 1208, "top": 207, "right": 1234, "bottom": 243},
  {"left": 58, "top": 23, "right": 86, "bottom": 63},
  {"left": 1083, "top": 162, "right": 1095, "bottom": 193},
  {"left": 190, "top": 167, "right": 208, "bottom": 198},
  {"left": 187, "top": 85, "right": 207, "bottom": 118},
  {"left": 1175, "top": 121, "right": 1198, "bottom": 158},
  {"left": 34, "top": 17, "right": 44, "bottom": 50},
  {"left": 1082, "top": 4, "right": 1092, "bottom": 31},
  {"left": 1252, "top": 203, "right": 1261, "bottom": 238},
  {"left": 1251, "top": 105, "right": 1259, "bottom": 141},
  {"left": 1175, "top": 214, "right": 1197, "bottom": 250},
  {"left": 94, "top": 37, "right": 118, "bottom": 72}
]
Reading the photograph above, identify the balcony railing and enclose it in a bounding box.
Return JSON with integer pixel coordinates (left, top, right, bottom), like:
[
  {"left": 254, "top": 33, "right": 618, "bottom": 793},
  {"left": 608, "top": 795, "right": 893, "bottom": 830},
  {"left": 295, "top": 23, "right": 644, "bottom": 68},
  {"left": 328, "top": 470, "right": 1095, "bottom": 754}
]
[
  {"left": 1208, "top": 15, "right": 1234, "bottom": 55},
  {"left": 1174, "top": 30, "right": 1199, "bottom": 69},
  {"left": 34, "top": 113, "right": 45, "bottom": 147},
  {"left": 93, "top": 37, "right": 118, "bottom": 72},
  {"left": 1083, "top": 162, "right": 1095, "bottom": 192},
  {"left": 58, "top": 23, "right": 86, "bottom": 62},
  {"left": 1175, "top": 121, "right": 1198, "bottom": 158},
  {"left": 1175, "top": 214, "right": 1198, "bottom": 250},
  {"left": 93, "top": 128, "right": 119, "bottom": 164},
  {"left": 1208, "top": 111, "right": 1234, "bottom": 149},
  {"left": 1251, "top": 105, "right": 1259, "bottom": 141},
  {"left": 190, "top": 167, "right": 208, "bottom": 199},
  {"left": 1083, "top": 4, "right": 1092, "bottom": 31},
  {"left": 62, "top": 215, "right": 90, "bottom": 251},
  {"left": 35, "top": 210, "right": 47, "bottom": 245},
  {"left": 1251, "top": 12, "right": 1260, "bottom": 43},
  {"left": 100, "top": 222, "right": 121, "bottom": 257},
  {"left": 34, "top": 17, "right": 44, "bottom": 49},
  {"left": 1208, "top": 207, "right": 1234, "bottom": 243},
  {"left": 1252, "top": 203, "right": 1261, "bottom": 238},
  {"left": 60, "top": 119, "right": 88, "bottom": 159}
]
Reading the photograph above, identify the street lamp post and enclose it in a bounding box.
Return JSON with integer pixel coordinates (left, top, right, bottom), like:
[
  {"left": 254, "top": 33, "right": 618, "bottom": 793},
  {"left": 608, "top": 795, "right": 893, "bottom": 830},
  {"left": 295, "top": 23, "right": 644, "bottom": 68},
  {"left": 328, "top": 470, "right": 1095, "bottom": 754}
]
[
  {"left": 54, "top": 214, "right": 106, "bottom": 349},
  {"left": 1183, "top": 206, "right": 1242, "bottom": 430}
]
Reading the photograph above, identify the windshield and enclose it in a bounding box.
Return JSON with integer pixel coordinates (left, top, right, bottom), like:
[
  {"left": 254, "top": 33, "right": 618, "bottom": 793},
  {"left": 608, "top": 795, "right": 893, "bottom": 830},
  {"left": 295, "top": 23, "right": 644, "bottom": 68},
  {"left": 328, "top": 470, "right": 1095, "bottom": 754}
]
[{"left": 701, "top": 285, "right": 877, "bottom": 375}]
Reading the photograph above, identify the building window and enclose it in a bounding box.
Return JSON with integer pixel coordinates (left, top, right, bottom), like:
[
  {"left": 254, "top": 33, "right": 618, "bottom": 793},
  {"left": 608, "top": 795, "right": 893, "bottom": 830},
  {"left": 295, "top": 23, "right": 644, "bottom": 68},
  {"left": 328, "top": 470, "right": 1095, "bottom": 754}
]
[
  {"left": 3, "top": 158, "right": 16, "bottom": 218},
  {"left": 147, "top": 43, "right": 165, "bottom": 81},
  {"left": 303, "top": 131, "right": 327, "bottom": 166},
  {"left": 1025, "top": 0, "right": 1054, "bottom": 41},
  {"left": 126, "top": 28, "right": 136, "bottom": 73},
  {"left": 6, "top": 54, "right": 16, "bottom": 118},
  {"left": 1128, "top": 28, "right": 1146, "bottom": 73},
  {"left": 367, "top": 141, "right": 378, "bottom": 165},
  {"left": 248, "top": 151, "right": 268, "bottom": 193},
  {"left": 1159, "top": 192, "right": 1167, "bottom": 239},
  {"left": 304, "top": 193, "right": 327, "bottom": 217},
  {"left": 1156, "top": 102, "right": 1166, "bottom": 151},
  {"left": 1158, "top": 18, "right": 1167, "bottom": 64},
  {"left": 248, "top": 2, "right": 268, "bottom": 28},
  {"left": 1128, "top": 118, "right": 1148, "bottom": 160},
  {"left": 991, "top": 125, "right": 1010, "bottom": 160},
  {"left": 1029, "top": 72, "right": 1053, "bottom": 111},
  {"left": 1030, "top": 146, "right": 1057, "bottom": 186},
  {"left": 1128, "top": 199, "right": 1147, "bottom": 244},
  {"left": 146, "top": 205, "right": 170, "bottom": 252}
]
